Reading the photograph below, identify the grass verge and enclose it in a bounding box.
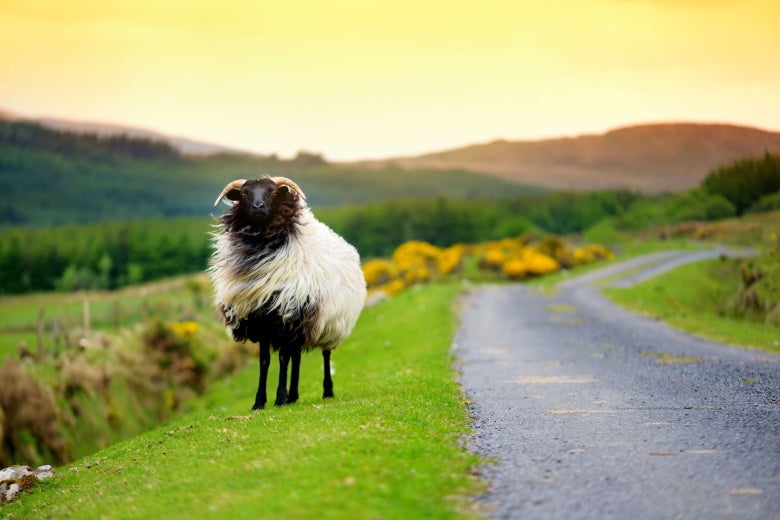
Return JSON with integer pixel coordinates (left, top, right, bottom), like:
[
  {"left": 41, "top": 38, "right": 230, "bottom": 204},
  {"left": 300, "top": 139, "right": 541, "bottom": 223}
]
[
  {"left": 2, "top": 282, "right": 485, "bottom": 519},
  {"left": 603, "top": 259, "right": 780, "bottom": 355}
]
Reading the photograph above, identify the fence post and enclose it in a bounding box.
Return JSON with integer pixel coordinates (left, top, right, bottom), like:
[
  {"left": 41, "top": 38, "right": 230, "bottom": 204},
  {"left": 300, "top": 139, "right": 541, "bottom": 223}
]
[
  {"left": 83, "top": 296, "right": 91, "bottom": 335},
  {"left": 52, "top": 316, "right": 62, "bottom": 357},
  {"left": 37, "top": 308, "right": 46, "bottom": 360},
  {"left": 141, "top": 289, "right": 148, "bottom": 322},
  {"left": 114, "top": 300, "right": 122, "bottom": 330}
]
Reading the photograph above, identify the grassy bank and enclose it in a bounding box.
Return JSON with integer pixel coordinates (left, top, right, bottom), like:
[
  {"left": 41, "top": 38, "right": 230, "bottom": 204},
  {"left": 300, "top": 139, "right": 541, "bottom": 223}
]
[
  {"left": 602, "top": 211, "right": 780, "bottom": 354},
  {"left": 2, "top": 282, "right": 485, "bottom": 519},
  {"left": 604, "top": 259, "right": 780, "bottom": 354}
]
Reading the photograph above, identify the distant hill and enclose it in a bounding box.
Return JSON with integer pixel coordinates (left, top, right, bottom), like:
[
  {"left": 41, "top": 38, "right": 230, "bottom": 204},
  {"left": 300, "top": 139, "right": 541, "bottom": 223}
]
[
  {"left": 0, "top": 120, "right": 542, "bottom": 227},
  {"left": 0, "top": 107, "right": 237, "bottom": 155},
  {"left": 355, "top": 123, "right": 780, "bottom": 193}
]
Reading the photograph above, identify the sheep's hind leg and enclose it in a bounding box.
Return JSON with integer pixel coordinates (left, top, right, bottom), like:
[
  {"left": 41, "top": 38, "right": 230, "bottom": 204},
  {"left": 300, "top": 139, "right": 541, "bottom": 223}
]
[
  {"left": 322, "top": 350, "right": 335, "bottom": 399},
  {"left": 274, "top": 348, "right": 290, "bottom": 406},
  {"left": 287, "top": 350, "right": 301, "bottom": 404},
  {"left": 253, "top": 342, "right": 271, "bottom": 410}
]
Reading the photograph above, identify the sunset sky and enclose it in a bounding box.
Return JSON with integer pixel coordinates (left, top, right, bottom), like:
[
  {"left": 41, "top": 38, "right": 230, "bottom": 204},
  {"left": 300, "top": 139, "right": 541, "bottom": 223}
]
[{"left": 1, "top": 0, "right": 779, "bottom": 160}]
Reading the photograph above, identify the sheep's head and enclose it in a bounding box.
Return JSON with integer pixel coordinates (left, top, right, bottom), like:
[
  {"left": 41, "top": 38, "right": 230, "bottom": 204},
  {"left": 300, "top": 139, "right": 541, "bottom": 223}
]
[{"left": 214, "top": 176, "right": 306, "bottom": 229}]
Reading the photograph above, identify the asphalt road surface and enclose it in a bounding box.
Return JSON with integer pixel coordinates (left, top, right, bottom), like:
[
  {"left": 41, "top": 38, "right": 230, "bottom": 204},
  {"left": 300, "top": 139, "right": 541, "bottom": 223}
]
[{"left": 456, "top": 249, "right": 780, "bottom": 519}]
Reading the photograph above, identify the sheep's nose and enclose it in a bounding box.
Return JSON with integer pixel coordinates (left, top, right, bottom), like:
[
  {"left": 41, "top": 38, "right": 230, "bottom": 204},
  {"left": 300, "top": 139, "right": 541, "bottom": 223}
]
[{"left": 252, "top": 202, "right": 265, "bottom": 210}]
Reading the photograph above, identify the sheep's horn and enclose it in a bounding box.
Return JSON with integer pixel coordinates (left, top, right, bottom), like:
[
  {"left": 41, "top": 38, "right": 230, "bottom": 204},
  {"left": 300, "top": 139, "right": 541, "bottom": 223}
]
[
  {"left": 213, "top": 179, "right": 247, "bottom": 207},
  {"left": 271, "top": 176, "right": 306, "bottom": 201}
]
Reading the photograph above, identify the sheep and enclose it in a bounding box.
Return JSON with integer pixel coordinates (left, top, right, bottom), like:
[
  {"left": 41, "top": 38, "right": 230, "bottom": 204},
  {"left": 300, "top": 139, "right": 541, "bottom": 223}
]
[{"left": 209, "top": 176, "right": 366, "bottom": 409}]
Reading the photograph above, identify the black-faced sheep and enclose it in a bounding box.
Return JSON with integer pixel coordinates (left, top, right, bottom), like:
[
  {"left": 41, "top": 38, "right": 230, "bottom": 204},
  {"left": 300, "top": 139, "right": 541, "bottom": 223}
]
[{"left": 209, "top": 177, "right": 366, "bottom": 409}]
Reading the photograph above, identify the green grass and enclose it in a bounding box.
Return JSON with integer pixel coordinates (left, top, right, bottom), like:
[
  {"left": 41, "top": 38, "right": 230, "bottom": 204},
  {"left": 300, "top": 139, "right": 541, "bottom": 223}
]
[
  {"left": 604, "top": 259, "right": 780, "bottom": 354},
  {"left": 2, "top": 282, "right": 485, "bottom": 519}
]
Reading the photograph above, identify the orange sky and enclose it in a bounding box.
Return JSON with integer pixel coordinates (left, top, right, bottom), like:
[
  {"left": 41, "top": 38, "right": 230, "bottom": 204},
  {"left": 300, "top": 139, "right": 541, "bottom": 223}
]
[{"left": 1, "top": 0, "right": 779, "bottom": 160}]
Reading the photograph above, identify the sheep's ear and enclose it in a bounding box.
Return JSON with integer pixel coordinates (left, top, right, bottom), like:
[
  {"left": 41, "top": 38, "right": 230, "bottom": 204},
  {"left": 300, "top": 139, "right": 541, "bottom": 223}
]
[
  {"left": 275, "top": 185, "right": 303, "bottom": 206},
  {"left": 226, "top": 188, "right": 242, "bottom": 202},
  {"left": 276, "top": 184, "right": 294, "bottom": 198},
  {"left": 271, "top": 177, "right": 306, "bottom": 201}
]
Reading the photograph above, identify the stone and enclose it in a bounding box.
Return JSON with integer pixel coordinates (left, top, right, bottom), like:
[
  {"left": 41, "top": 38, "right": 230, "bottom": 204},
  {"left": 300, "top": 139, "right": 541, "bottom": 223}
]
[{"left": 0, "top": 464, "right": 56, "bottom": 504}]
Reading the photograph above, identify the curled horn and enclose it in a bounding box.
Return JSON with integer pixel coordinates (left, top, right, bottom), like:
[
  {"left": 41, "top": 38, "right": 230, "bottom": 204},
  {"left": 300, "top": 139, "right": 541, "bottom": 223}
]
[
  {"left": 213, "top": 179, "right": 247, "bottom": 207},
  {"left": 271, "top": 176, "right": 306, "bottom": 201}
]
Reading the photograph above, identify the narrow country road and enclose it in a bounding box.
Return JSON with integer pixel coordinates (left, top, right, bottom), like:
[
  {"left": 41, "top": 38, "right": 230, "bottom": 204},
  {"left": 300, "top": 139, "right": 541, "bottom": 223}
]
[{"left": 456, "top": 249, "right": 780, "bottom": 519}]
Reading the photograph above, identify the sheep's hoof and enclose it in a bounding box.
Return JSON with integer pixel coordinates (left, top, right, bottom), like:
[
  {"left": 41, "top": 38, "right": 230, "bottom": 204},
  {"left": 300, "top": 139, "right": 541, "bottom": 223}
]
[
  {"left": 252, "top": 402, "right": 265, "bottom": 411},
  {"left": 323, "top": 391, "right": 335, "bottom": 399}
]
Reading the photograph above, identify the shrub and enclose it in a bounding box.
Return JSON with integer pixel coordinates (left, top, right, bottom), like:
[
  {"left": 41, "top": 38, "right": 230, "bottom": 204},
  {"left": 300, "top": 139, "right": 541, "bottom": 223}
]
[
  {"left": 667, "top": 189, "right": 736, "bottom": 222},
  {"left": 502, "top": 259, "right": 528, "bottom": 279},
  {"left": 364, "top": 241, "right": 467, "bottom": 298},
  {"left": 500, "top": 246, "right": 560, "bottom": 279},
  {"left": 362, "top": 259, "right": 397, "bottom": 287},
  {"left": 572, "top": 244, "right": 614, "bottom": 266},
  {"left": 703, "top": 153, "right": 780, "bottom": 215},
  {"left": 479, "top": 247, "right": 507, "bottom": 271},
  {"left": 750, "top": 191, "right": 780, "bottom": 213},
  {"left": 141, "top": 319, "right": 207, "bottom": 392},
  {"left": 438, "top": 244, "right": 466, "bottom": 276},
  {"left": 519, "top": 247, "right": 560, "bottom": 276},
  {"left": 0, "top": 359, "right": 71, "bottom": 466}
]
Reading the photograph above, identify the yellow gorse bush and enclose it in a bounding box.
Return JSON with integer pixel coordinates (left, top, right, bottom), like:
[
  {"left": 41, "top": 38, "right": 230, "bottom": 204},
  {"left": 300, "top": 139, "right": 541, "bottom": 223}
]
[
  {"left": 480, "top": 247, "right": 506, "bottom": 270},
  {"left": 571, "top": 244, "right": 614, "bottom": 266},
  {"left": 438, "top": 244, "right": 466, "bottom": 276},
  {"left": 170, "top": 321, "right": 200, "bottom": 340},
  {"left": 500, "top": 246, "right": 560, "bottom": 279},
  {"left": 363, "top": 241, "right": 466, "bottom": 297},
  {"left": 362, "top": 259, "right": 397, "bottom": 287},
  {"left": 362, "top": 234, "right": 612, "bottom": 299}
]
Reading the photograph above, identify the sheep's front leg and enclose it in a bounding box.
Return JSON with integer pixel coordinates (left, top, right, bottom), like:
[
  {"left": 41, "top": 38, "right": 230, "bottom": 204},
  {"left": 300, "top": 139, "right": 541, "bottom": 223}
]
[
  {"left": 275, "top": 349, "right": 290, "bottom": 406},
  {"left": 322, "top": 349, "right": 335, "bottom": 399},
  {"left": 253, "top": 342, "right": 271, "bottom": 410},
  {"left": 288, "top": 350, "right": 301, "bottom": 404}
]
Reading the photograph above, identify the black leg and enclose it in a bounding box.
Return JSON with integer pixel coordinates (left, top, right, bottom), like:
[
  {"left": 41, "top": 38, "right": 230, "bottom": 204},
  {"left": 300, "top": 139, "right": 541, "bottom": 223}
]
[
  {"left": 323, "top": 349, "right": 334, "bottom": 399},
  {"left": 253, "top": 342, "right": 270, "bottom": 410},
  {"left": 288, "top": 350, "right": 301, "bottom": 403},
  {"left": 275, "top": 348, "right": 290, "bottom": 406}
]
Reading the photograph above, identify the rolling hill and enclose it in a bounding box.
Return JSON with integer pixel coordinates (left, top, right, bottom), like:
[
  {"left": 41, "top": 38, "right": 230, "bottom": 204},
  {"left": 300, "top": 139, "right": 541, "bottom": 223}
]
[
  {"left": 0, "top": 119, "right": 542, "bottom": 227},
  {"left": 355, "top": 123, "right": 780, "bottom": 193}
]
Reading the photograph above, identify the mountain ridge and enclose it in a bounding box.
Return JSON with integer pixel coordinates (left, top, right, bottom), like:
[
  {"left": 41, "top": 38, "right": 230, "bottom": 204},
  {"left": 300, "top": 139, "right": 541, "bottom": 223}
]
[{"left": 351, "top": 122, "right": 780, "bottom": 193}]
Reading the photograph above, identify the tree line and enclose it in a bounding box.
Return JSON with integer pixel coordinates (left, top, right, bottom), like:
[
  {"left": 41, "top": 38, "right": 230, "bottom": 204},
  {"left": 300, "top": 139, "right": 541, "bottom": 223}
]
[{"left": 0, "top": 218, "right": 211, "bottom": 293}]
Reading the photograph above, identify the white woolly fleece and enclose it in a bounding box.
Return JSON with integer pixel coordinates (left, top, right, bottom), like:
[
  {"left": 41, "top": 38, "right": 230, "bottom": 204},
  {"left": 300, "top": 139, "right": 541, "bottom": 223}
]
[{"left": 209, "top": 205, "right": 366, "bottom": 350}]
